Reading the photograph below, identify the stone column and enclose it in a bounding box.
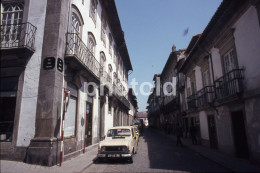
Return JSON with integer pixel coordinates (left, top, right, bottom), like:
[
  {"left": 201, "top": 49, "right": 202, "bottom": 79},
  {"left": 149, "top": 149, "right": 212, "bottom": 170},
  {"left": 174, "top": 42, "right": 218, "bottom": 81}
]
[{"left": 26, "top": 0, "right": 70, "bottom": 166}]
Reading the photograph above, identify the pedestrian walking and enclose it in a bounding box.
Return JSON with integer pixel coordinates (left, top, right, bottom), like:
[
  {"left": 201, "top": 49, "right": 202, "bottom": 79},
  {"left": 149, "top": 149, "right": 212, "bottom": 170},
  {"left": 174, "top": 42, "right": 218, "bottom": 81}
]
[
  {"left": 190, "top": 124, "right": 197, "bottom": 145},
  {"left": 175, "top": 123, "right": 183, "bottom": 147}
]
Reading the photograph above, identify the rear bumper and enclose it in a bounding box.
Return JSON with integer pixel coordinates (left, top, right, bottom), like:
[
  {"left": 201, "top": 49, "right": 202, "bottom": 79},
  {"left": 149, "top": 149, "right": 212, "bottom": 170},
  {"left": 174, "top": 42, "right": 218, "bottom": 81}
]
[{"left": 97, "top": 153, "right": 132, "bottom": 158}]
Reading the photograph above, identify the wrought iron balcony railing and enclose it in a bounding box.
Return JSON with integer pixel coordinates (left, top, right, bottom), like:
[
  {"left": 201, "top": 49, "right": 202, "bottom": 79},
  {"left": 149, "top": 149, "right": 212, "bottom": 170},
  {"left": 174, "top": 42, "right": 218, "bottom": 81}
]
[
  {"left": 187, "top": 94, "right": 197, "bottom": 110},
  {"left": 215, "top": 69, "right": 244, "bottom": 100},
  {"left": 112, "top": 83, "right": 130, "bottom": 109},
  {"left": 197, "top": 86, "right": 215, "bottom": 107},
  {"left": 65, "top": 33, "right": 101, "bottom": 78},
  {"left": 0, "top": 22, "right": 37, "bottom": 51}
]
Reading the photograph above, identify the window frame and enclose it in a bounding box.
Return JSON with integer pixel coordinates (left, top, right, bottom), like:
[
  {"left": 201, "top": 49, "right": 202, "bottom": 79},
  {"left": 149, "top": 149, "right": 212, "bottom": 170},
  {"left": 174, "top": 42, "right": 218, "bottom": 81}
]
[{"left": 89, "top": 0, "right": 98, "bottom": 25}]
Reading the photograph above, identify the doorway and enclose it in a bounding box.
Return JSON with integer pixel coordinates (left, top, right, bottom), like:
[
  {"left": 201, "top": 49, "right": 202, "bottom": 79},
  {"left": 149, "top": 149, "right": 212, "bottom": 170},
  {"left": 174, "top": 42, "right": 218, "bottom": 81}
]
[
  {"left": 85, "top": 100, "right": 93, "bottom": 147},
  {"left": 207, "top": 115, "right": 218, "bottom": 149},
  {"left": 231, "top": 110, "right": 249, "bottom": 158}
]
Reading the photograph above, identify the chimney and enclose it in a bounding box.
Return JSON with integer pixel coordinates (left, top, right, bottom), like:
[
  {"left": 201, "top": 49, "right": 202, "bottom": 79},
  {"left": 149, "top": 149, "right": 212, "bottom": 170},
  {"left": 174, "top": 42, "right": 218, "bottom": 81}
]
[{"left": 172, "top": 45, "right": 176, "bottom": 52}]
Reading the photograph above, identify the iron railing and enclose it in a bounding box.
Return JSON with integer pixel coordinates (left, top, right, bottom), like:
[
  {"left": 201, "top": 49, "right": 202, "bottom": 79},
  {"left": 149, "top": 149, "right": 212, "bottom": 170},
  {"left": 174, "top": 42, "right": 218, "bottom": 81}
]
[
  {"left": 197, "top": 86, "right": 215, "bottom": 107},
  {"left": 0, "top": 22, "right": 37, "bottom": 50},
  {"left": 112, "top": 83, "right": 130, "bottom": 109},
  {"left": 187, "top": 94, "right": 197, "bottom": 110},
  {"left": 65, "top": 33, "right": 101, "bottom": 78},
  {"left": 215, "top": 69, "right": 244, "bottom": 100}
]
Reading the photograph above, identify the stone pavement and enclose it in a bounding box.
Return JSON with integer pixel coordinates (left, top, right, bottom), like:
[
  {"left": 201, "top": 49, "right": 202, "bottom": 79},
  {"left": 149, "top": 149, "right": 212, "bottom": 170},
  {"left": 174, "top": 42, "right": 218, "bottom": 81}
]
[
  {"left": 0, "top": 144, "right": 98, "bottom": 173},
  {"left": 157, "top": 129, "right": 260, "bottom": 172}
]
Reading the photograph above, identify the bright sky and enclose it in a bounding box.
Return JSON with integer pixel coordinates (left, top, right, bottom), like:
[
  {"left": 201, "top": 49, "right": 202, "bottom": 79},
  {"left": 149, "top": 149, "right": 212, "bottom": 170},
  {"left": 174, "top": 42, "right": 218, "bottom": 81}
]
[{"left": 115, "top": 0, "right": 222, "bottom": 112}]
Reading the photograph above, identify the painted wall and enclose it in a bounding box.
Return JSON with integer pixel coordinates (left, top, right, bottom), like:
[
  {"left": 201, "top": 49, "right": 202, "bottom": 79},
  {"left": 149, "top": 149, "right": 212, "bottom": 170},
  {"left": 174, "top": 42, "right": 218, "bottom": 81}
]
[
  {"left": 233, "top": 5, "right": 260, "bottom": 162},
  {"left": 215, "top": 106, "right": 234, "bottom": 155},
  {"left": 199, "top": 111, "right": 209, "bottom": 140},
  {"left": 194, "top": 66, "right": 203, "bottom": 91},
  {"left": 233, "top": 6, "right": 260, "bottom": 92},
  {"left": 16, "top": 0, "right": 47, "bottom": 147},
  {"left": 210, "top": 48, "right": 223, "bottom": 80}
]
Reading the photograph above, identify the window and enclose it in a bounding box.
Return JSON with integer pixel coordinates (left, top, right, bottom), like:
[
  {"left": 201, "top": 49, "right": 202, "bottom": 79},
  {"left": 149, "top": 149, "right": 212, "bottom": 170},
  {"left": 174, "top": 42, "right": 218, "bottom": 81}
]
[
  {"left": 1, "top": 3, "right": 23, "bottom": 25},
  {"left": 89, "top": 0, "right": 97, "bottom": 24},
  {"left": 71, "top": 13, "right": 81, "bottom": 34},
  {"left": 101, "top": 13, "right": 107, "bottom": 47},
  {"left": 64, "top": 83, "right": 78, "bottom": 137},
  {"left": 87, "top": 33, "right": 96, "bottom": 69},
  {"left": 109, "top": 34, "right": 112, "bottom": 55},
  {"left": 223, "top": 49, "right": 237, "bottom": 73},
  {"left": 100, "top": 52, "right": 106, "bottom": 73},
  {"left": 191, "top": 81, "right": 196, "bottom": 95},
  {"left": 88, "top": 32, "right": 96, "bottom": 55},
  {"left": 203, "top": 70, "right": 210, "bottom": 87},
  {"left": 108, "top": 64, "right": 113, "bottom": 79},
  {"left": 1, "top": 3, "right": 24, "bottom": 45}
]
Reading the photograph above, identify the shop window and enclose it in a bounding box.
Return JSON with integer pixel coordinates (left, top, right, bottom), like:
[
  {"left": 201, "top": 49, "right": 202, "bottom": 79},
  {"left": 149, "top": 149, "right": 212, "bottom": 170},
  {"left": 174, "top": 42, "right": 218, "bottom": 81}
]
[{"left": 64, "top": 82, "right": 78, "bottom": 137}]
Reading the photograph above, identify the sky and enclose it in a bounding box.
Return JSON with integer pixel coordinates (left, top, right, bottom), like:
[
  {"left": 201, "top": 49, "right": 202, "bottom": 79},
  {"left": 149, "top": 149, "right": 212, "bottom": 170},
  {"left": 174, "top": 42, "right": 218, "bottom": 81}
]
[{"left": 115, "top": 0, "right": 222, "bottom": 112}]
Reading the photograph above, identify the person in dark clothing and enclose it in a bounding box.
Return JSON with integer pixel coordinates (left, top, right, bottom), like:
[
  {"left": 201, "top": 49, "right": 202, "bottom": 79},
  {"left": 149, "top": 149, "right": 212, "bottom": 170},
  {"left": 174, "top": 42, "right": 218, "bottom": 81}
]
[
  {"left": 175, "top": 123, "right": 183, "bottom": 147},
  {"left": 190, "top": 125, "right": 197, "bottom": 145}
]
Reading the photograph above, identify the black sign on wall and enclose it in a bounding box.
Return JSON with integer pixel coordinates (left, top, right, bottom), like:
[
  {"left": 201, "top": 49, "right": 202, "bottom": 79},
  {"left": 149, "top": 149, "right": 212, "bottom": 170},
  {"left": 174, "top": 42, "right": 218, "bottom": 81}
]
[
  {"left": 43, "top": 57, "right": 55, "bottom": 70},
  {"left": 57, "top": 58, "right": 63, "bottom": 72}
]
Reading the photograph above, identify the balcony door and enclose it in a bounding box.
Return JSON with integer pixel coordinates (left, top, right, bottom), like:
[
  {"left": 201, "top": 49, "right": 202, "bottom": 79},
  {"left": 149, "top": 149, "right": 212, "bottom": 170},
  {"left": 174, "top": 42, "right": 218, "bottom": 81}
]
[
  {"left": 1, "top": 3, "right": 24, "bottom": 47},
  {"left": 223, "top": 49, "right": 237, "bottom": 74}
]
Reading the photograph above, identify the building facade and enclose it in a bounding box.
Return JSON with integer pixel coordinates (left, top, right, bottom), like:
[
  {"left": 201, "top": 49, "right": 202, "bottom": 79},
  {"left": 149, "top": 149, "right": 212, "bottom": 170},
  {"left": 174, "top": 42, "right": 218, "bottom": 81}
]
[
  {"left": 148, "top": 0, "right": 260, "bottom": 163},
  {"left": 0, "top": 0, "right": 133, "bottom": 166}
]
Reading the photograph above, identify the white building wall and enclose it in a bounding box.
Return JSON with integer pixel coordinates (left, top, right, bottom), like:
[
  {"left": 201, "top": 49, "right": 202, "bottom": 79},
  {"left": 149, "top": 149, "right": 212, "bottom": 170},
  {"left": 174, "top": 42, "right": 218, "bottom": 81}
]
[
  {"left": 211, "top": 47, "right": 223, "bottom": 80},
  {"left": 92, "top": 88, "right": 99, "bottom": 139},
  {"left": 16, "top": 0, "right": 48, "bottom": 147},
  {"left": 194, "top": 66, "right": 203, "bottom": 91},
  {"left": 215, "top": 106, "right": 235, "bottom": 155},
  {"left": 199, "top": 111, "right": 209, "bottom": 140},
  {"left": 233, "top": 6, "right": 260, "bottom": 92}
]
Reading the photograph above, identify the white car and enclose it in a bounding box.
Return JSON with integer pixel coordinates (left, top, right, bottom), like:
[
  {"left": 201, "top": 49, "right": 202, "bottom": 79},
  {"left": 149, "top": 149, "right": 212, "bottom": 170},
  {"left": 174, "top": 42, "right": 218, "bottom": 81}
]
[{"left": 97, "top": 126, "right": 138, "bottom": 163}]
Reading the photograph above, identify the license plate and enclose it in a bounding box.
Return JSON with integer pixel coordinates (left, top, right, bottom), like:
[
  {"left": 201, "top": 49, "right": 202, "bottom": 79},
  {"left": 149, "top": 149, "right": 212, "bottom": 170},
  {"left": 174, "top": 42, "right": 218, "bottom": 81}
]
[{"left": 108, "top": 154, "right": 120, "bottom": 157}]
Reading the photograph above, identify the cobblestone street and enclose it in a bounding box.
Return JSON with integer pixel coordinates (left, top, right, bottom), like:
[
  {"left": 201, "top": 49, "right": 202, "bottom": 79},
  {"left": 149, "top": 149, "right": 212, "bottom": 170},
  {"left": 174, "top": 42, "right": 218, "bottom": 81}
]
[{"left": 82, "top": 128, "right": 228, "bottom": 172}]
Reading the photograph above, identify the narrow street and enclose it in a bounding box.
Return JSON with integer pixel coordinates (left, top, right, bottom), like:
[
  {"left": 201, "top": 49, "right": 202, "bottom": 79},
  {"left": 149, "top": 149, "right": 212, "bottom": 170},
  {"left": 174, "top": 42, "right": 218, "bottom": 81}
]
[{"left": 82, "top": 128, "right": 228, "bottom": 172}]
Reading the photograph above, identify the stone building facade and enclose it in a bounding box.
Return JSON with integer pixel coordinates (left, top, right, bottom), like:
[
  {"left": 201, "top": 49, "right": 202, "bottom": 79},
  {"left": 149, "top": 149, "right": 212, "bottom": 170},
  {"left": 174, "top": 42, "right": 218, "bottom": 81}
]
[
  {"left": 148, "top": 0, "right": 260, "bottom": 163},
  {"left": 177, "top": 0, "right": 260, "bottom": 163},
  {"left": 0, "top": 0, "right": 133, "bottom": 166}
]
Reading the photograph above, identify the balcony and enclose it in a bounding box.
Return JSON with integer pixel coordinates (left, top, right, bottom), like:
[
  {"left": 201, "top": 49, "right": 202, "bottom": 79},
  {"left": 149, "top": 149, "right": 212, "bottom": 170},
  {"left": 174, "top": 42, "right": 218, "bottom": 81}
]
[
  {"left": 197, "top": 86, "right": 215, "bottom": 108},
  {"left": 215, "top": 69, "right": 244, "bottom": 101},
  {"left": 187, "top": 94, "right": 197, "bottom": 111},
  {"left": 65, "top": 33, "right": 101, "bottom": 79},
  {"left": 0, "top": 22, "right": 37, "bottom": 67},
  {"left": 112, "top": 83, "right": 130, "bottom": 109}
]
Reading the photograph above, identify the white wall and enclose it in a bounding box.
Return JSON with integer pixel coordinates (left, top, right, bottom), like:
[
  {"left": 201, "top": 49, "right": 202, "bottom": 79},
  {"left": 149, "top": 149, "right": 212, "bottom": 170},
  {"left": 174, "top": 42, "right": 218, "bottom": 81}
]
[
  {"left": 16, "top": 0, "right": 47, "bottom": 147},
  {"left": 233, "top": 6, "right": 260, "bottom": 92},
  {"left": 199, "top": 111, "right": 209, "bottom": 140},
  {"left": 104, "top": 96, "right": 113, "bottom": 134},
  {"left": 194, "top": 66, "right": 203, "bottom": 91},
  {"left": 211, "top": 48, "right": 223, "bottom": 80}
]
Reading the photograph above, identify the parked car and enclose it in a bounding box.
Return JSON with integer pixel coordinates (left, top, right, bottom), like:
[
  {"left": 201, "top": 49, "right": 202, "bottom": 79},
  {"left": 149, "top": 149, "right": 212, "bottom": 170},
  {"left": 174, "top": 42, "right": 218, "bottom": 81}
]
[{"left": 97, "top": 126, "right": 138, "bottom": 163}]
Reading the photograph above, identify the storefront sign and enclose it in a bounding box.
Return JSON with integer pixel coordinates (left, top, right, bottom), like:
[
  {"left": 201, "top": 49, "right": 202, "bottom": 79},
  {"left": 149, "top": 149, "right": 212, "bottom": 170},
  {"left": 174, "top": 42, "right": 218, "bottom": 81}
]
[
  {"left": 57, "top": 58, "right": 63, "bottom": 72},
  {"left": 43, "top": 57, "right": 55, "bottom": 70}
]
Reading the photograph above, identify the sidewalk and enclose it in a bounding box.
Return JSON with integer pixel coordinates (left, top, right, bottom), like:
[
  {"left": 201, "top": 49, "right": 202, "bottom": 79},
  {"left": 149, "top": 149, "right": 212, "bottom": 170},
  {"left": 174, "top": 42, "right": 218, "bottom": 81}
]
[
  {"left": 0, "top": 144, "right": 98, "bottom": 173},
  {"left": 157, "top": 129, "right": 260, "bottom": 172}
]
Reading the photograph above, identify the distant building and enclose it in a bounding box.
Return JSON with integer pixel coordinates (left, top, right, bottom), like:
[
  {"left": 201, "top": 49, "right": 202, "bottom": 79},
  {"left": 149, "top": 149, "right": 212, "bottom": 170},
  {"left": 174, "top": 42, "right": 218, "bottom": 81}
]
[{"left": 137, "top": 112, "right": 148, "bottom": 126}]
